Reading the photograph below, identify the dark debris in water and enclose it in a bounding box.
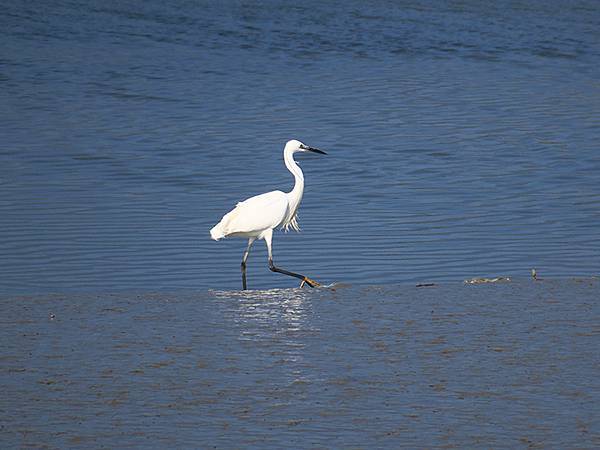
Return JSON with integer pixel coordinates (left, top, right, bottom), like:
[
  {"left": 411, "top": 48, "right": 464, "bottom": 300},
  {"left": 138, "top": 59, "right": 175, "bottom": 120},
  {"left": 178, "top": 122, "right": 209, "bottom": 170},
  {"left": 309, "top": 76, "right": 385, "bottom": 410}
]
[{"left": 416, "top": 283, "right": 437, "bottom": 288}]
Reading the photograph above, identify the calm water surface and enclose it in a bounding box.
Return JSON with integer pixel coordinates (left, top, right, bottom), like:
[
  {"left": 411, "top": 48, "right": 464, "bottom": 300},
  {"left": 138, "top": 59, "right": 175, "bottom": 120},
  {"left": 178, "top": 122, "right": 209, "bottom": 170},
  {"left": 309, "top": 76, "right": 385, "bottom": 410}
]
[{"left": 2, "top": 1, "right": 599, "bottom": 292}]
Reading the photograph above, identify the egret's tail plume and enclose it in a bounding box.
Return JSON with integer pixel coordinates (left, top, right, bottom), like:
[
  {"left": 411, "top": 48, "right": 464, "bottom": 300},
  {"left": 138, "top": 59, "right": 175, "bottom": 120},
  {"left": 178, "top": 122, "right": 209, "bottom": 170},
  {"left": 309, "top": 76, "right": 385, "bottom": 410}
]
[{"left": 210, "top": 223, "right": 224, "bottom": 241}]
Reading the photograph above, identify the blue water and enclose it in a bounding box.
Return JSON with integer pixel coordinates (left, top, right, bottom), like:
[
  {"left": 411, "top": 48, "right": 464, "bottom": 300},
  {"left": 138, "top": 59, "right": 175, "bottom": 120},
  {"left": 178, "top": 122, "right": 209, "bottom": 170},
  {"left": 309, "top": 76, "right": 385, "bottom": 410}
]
[{"left": 1, "top": 1, "right": 600, "bottom": 293}]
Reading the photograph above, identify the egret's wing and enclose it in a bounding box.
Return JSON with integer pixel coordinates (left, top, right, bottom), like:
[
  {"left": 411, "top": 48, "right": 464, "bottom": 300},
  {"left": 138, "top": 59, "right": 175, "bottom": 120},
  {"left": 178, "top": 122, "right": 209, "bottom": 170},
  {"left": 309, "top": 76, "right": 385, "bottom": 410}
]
[{"left": 217, "top": 190, "right": 288, "bottom": 237}]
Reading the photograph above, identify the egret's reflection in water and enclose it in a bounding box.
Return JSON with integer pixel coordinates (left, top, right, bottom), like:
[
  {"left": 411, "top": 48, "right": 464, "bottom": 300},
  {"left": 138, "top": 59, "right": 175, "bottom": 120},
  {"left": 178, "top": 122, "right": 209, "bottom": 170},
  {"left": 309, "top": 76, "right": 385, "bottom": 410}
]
[{"left": 211, "top": 288, "right": 318, "bottom": 384}]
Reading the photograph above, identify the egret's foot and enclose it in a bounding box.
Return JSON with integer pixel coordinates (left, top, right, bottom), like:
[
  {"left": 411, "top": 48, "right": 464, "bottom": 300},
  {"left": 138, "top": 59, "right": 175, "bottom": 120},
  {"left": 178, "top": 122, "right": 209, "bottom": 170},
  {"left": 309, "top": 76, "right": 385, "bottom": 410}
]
[{"left": 300, "top": 277, "right": 321, "bottom": 288}]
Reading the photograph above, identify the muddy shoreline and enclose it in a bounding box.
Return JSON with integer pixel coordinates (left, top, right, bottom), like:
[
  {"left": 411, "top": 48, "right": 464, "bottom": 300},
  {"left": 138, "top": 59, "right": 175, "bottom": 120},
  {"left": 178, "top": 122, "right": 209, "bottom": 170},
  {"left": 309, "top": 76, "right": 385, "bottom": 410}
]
[{"left": 2, "top": 279, "right": 598, "bottom": 448}]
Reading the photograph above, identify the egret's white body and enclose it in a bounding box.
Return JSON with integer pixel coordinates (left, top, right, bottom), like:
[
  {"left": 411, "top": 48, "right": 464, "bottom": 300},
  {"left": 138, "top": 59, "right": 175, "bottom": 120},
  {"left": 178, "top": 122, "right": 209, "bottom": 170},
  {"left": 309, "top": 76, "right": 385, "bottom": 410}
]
[
  {"left": 210, "top": 139, "right": 326, "bottom": 289},
  {"left": 209, "top": 190, "right": 296, "bottom": 241}
]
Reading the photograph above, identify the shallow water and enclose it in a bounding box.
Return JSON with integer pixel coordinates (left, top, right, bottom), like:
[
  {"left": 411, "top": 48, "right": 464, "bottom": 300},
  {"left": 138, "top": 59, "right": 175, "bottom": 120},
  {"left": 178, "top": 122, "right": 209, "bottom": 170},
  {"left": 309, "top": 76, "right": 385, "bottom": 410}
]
[
  {"left": 1, "top": 1, "right": 600, "bottom": 293},
  {"left": 2, "top": 279, "right": 599, "bottom": 448}
]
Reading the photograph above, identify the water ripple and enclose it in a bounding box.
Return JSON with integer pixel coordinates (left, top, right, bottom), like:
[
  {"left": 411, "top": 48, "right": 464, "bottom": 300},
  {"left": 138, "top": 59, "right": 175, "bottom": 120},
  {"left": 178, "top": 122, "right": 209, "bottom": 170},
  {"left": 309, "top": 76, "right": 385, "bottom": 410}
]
[{"left": 1, "top": 1, "right": 599, "bottom": 293}]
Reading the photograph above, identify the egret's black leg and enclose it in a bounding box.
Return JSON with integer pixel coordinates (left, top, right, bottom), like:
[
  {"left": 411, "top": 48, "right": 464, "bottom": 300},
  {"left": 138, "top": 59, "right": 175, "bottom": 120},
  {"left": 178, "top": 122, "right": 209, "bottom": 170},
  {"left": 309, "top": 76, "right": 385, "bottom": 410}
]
[
  {"left": 268, "top": 258, "right": 320, "bottom": 288},
  {"left": 241, "top": 260, "right": 247, "bottom": 290},
  {"left": 241, "top": 238, "right": 255, "bottom": 290},
  {"left": 263, "top": 229, "right": 320, "bottom": 288}
]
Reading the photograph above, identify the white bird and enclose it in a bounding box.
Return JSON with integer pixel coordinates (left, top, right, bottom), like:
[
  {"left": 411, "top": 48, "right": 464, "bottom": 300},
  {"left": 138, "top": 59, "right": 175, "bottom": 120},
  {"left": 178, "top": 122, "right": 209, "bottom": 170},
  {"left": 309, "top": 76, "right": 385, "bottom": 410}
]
[{"left": 210, "top": 139, "right": 327, "bottom": 290}]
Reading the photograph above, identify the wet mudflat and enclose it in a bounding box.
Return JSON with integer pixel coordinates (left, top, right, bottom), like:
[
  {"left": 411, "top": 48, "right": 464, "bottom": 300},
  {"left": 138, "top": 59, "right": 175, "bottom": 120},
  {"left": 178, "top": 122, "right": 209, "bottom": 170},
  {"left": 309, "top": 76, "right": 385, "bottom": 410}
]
[{"left": 1, "top": 278, "right": 599, "bottom": 449}]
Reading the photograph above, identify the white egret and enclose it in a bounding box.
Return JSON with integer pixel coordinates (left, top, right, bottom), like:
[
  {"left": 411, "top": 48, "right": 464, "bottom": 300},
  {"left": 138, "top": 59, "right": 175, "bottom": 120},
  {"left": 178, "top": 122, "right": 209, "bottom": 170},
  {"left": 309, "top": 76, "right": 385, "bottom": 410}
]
[{"left": 210, "top": 139, "right": 327, "bottom": 290}]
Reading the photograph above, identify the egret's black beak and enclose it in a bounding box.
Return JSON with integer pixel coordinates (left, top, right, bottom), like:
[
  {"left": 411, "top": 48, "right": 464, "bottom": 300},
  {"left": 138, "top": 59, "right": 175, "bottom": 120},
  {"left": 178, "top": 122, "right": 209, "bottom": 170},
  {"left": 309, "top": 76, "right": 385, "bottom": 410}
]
[{"left": 302, "top": 145, "right": 327, "bottom": 155}]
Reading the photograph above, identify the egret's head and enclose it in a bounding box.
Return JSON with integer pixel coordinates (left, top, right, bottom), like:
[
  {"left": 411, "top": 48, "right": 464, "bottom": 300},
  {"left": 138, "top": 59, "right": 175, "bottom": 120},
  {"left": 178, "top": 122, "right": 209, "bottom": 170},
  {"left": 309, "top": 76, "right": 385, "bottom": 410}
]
[{"left": 285, "top": 139, "right": 327, "bottom": 155}]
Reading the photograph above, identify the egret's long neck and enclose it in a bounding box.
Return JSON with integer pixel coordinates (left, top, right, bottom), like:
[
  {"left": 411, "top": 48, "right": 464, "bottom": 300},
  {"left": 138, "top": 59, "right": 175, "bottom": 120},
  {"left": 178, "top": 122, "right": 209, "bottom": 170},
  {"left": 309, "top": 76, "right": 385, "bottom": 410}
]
[{"left": 284, "top": 148, "right": 304, "bottom": 211}]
